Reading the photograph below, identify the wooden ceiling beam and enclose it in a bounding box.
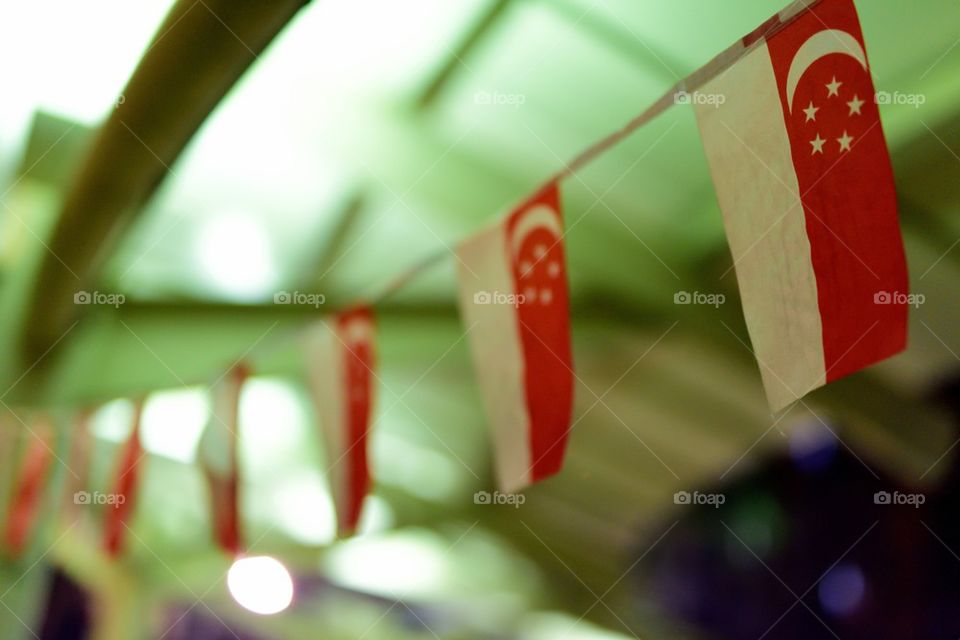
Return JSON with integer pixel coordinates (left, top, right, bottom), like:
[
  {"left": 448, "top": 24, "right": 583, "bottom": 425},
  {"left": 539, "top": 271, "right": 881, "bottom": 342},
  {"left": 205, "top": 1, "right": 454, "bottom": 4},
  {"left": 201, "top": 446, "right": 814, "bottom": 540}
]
[{"left": 19, "top": 0, "right": 313, "bottom": 364}]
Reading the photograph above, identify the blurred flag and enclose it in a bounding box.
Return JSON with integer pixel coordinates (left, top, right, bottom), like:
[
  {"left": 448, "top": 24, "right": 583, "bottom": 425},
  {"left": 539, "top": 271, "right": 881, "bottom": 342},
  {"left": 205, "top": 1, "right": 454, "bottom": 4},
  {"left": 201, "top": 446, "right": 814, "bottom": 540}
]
[
  {"left": 456, "top": 183, "right": 573, "bottom": 492},
  {"left": 693, "top": 0, "right": 907, "bottom": 410},
  {"left": 103, "top": 401, "right": 144, "bottom": 557},
  {"left": 198, "top": 363, "right": 248, "bottom": 555},
  {"left": 4, "top": 415, "right": 56, "bottom": 558},
  {"left": 60, "top": 410, "right": 94, "bottom": 525},
  {"left": 305, "top": 308, "right": 376, "bottom": 537}
]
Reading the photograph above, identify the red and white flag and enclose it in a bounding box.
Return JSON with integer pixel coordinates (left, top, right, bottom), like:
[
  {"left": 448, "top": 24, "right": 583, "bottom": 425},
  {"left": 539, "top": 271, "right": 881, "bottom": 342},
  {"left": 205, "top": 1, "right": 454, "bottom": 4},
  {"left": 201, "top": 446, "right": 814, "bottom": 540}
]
[
  {"left": 304, "top": 307, "right": 376, "bottom": 537},
  {"left": 104, "top": 401, "right": 144, "bottom": 557},
  {"left": 456, "top": 183, "right": 574, "bottom": 492},
  {"left": 693, "top": 0, "right": 908, "bottom": 410},
  {"left": 4, "top": 415, "right": 56, "bottom": 558},
  {"left": 199, "top": 364, "right": 248, "bottom": 555},
  {"left": 60, "top": 410, "right": 94, "bottom": 524}
]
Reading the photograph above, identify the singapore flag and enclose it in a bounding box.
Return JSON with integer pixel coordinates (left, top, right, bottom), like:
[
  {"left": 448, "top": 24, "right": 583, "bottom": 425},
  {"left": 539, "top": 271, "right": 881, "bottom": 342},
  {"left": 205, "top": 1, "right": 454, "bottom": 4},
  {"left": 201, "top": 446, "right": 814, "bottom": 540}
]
[
  {"left": 304, "top": 308, "right": 376, "bottom": 537},
  {"left": 198, "top": 363, "right": 248, "bottom": 555},
  {"left": 3, "top": 415, "right": 55, "bottom": 558},
  {"left": 693, "top": 0, "right": 908, "bottom": 410},
  {"left": 456, "top": 183, "right": 573, "bottom": 493}
]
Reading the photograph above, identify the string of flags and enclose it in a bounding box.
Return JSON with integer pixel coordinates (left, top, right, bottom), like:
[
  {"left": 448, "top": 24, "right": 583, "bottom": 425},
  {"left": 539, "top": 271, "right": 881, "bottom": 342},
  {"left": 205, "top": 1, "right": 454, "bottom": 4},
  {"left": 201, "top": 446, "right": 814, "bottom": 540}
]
[{"left": 0, "top": 0, "right": 910, "bottom": 558}]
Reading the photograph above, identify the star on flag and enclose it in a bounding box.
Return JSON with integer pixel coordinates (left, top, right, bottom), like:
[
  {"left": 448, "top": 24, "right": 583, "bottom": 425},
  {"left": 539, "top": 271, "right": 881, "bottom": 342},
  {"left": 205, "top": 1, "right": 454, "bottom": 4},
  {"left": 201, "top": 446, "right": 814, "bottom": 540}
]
[
  {"left": 826, "top": 75, "right": 842, "bottom": 97},
  {"left": 810, "top": 133, "right": 826, "bottom": 154}
]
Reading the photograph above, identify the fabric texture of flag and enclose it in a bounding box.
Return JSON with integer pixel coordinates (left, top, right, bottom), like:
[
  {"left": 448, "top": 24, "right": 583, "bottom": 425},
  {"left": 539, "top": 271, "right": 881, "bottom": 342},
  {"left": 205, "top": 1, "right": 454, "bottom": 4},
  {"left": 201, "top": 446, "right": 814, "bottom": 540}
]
[
  {"left": 456, "top": 183, "right": 574, "bottom": 493},
  {"left": 199, "top": 363, "right": 248, "bottom": 555},
  {"left": 103, "top": 402, "right": 145, "bottom": 557},
  {"left": 3, "top": 415, "right": 56, "bottom": 558},
  {"left": 693, "top": 0, "right": 908, "bottom": 410},
  {"left": 304, "top": 307, "right": 376, "bottom": 537}
]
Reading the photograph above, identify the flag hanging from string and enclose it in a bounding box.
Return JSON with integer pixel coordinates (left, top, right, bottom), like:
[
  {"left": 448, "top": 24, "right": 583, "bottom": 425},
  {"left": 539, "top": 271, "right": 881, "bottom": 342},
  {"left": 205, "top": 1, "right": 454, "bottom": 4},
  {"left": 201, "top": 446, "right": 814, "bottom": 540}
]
[
  {"left": 103, "top": 401, "right": 145, "bottom": 557},
  {"left": 692, "top": 0, "right": 908, "bottom": 410},
  {"left": 3, "top": 414, "right": 56, "bottom": 559},
  {"left": 304, "top": 307, "right": 376, "bottom": 537},
  {"left": 199, "top": 363, "right": 248, "bottom": 555},
  {"left": 456, "top": 183, "right": 574, "bottom": 492}
]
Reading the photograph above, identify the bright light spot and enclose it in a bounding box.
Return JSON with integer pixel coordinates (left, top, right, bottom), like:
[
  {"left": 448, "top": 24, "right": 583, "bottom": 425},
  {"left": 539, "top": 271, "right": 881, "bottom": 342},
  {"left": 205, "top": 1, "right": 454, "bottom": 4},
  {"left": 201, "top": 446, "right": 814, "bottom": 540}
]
[
  {"left": 239, "top": 380, "right": 306, "bottom": 474},
  {"left": 521, "top": 611, "right": 635, "bottom": 639},
  {"left": 227, "top": 556, "right": 294, "bottom": 615},
  {"left": 272, "top": 470, "right": 336, "bottom": 544},
  {"left": 357, "top": 495, "right": 395, "bottom": 535},
  {"left": 325, "top": 530, "right": 448, "bottom": 598},
  {"left": 818, "top": 563, "right": 866, "bottom": 617},
  {"left": 195, "top": 213, "right": 277, "bottom": 301},
  {"left": 90, "top": 399, "right": 137, "bottom": 442},
  {"left": 0, "top": 0, "right": 176, "bottom": 125},
  {"left": 141, "top": 388, "right": 209, "bottom": 463},
  {"left": 374, "top": 432, "right": 462, "bottom": 502},
  {"left": 788, "top": 418, "right": 837, "bottom": 472}
]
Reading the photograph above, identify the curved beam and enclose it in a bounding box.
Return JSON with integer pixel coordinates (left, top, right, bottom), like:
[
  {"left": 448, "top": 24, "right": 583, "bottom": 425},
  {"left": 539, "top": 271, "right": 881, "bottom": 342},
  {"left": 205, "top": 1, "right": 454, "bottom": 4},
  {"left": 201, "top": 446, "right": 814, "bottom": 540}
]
[{"left": 20, "top": 0, "right": 312, "bottom": 361}]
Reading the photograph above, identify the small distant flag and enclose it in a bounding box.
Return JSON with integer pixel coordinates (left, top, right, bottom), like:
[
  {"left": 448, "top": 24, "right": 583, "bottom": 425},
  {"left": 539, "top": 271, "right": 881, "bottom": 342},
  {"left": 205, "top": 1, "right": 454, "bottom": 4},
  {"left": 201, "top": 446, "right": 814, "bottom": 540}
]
[
  {"left": 104, "top": 401, "right": 145, "bottom": 557},
  {"left": 456, "top": 183, "right": 574, "bottom": 492},
  {"left": 304, "top": 307, "right": 376, "bottom": 537},
  {"left": 692, "top": 0, "right": 908, "bottom": 410},
  {"left": 4, "top": 415, "right": 56, "bottom": 558},
  {"left": 198, "top": 363, "right": 248, "bottom": 555},
  {"left": 60, "top": 410, "right": 94, "bottom": 524}
]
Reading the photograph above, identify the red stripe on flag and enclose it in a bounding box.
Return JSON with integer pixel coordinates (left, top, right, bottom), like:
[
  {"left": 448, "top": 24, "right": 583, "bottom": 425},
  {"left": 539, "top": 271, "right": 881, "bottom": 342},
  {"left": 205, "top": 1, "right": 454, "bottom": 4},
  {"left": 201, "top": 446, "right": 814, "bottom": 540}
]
[
  {"left": 505, "top": 183, "right": 573, "bottom": 482},
  {"left": 104, "top": 403, "right": 144, "bottom": 557},
  {"left": 337, "top": 307, "right": 375, "bottom": 534},
  {"left": 4, "top": 424, "right": 55, "bottom": 557}
]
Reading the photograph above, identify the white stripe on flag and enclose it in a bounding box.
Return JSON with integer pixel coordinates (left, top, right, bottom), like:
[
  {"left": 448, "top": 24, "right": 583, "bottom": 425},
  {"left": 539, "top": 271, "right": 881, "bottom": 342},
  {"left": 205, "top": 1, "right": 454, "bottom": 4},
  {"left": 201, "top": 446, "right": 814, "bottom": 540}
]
[
  {"left": 304, "top": 322, "right": 349, "bottom": 526},
  {"left": 456, "top": 224, "right": 532, "bottom": 492},
  {"left": 694, "top": 43, "right": 826, "bottom": 410}
]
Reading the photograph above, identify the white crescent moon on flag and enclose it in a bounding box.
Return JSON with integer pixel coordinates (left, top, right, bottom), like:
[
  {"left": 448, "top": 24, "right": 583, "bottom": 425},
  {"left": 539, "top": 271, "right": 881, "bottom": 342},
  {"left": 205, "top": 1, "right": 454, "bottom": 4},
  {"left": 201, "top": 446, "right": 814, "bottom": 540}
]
[
  {"left": 786, "top": 29, "right": 868, "bottom": 111},
  {"left": 510, "top": 205, "right": 562, "bottom": 260}
]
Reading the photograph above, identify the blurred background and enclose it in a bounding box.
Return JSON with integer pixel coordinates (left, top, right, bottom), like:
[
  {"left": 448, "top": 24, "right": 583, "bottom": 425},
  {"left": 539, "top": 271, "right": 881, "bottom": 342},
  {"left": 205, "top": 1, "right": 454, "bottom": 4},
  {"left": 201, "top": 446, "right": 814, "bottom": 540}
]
[{"left": 0, "top": 0, "right": 959, "bottom": 638}]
